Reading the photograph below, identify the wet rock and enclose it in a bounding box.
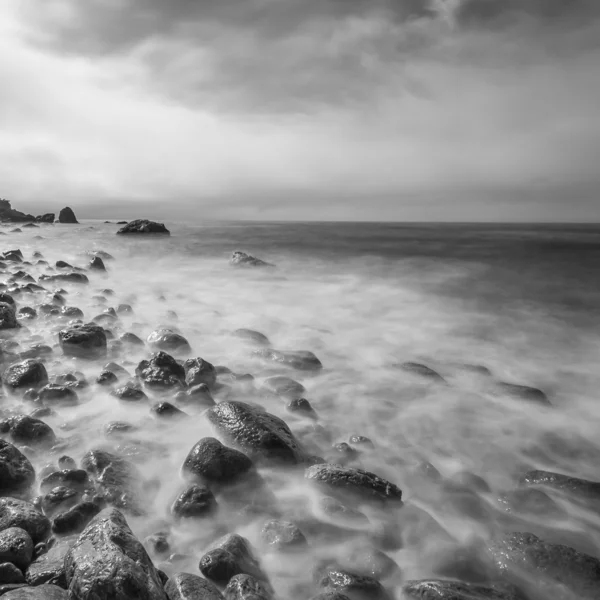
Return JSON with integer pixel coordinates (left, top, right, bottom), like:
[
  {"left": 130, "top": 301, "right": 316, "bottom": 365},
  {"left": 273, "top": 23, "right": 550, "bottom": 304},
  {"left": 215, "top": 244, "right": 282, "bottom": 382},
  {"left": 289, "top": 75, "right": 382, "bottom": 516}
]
[
  {"left": 19, "top": 345, "right": 53, "bottom": 360},
  {"left": 0, "top": 498, "right": 51, "bottom": 544},
  {"left": 58, "top": 323, "right": 107, "bottom": 359},
  {"left": 136, "top": 352, "right": 186, "bottom": 391},
  {"left": 147, "top": 329, "right": 191, "bottom": 353},
  {"left": 206, "top": 401, "right": 310, "bottom": 465},
  {"left": 151, "top": 402, "right": 187, "bottom": 420},
  {"left": 1, "top": 583, "right": 68, "bottom": 598},
  {"left": 338, "top": 546, "right": 399, "bottom": 580},
  {"left": 52, "top": 502, "right": 102, "bottom": 535},
  {"left": 8, "top": 416, "right": 56, "bottom": 448},
  {"left": 229, "top": 251, "right": 273, "bottom": 268},
  {"left": 305, "top": 464, "right": 402, "bottom": 504},
  {"left": 171, "top": 485, "right": 217, "bottom": 519},
  {"left": 199, "top": 534, "right": 266, "bottom": 587},
  {"left": 40, "top": 273, "right": 89, "bottom": 284},
  {"left": 25, "top": 536, "right": 73, "bottom": 587},
  {"left": 40, "top": 470, "right": 90, "bottom": 494},
  {"left": 317, "top": 568, "right": 389, "bottom": 600},
  {"left": 394, "top": 362, "right": 446, "bottom": 383},
  {"left": 116, "top": 220, "right": 170, "bottom": 235},
  {"left": 111, "top": 383, "right": 148, "bottom": 402},
  {"left": 41, "top": 487, "right": 81, "bottom": 518},
  {"left": 488, "top": 532, "right": 600, "bottom": 598},
  {"left": 64, "top": 508, "right": 167, "bottom": 599},
  {"left": 174, "top": 384, "right": 216, "bottom": 410},
  {"left": 144, "top": 532, "right": 170, "bottom": 557},
  {"left": 0, "top": 303, "right": 19, "bottom": 329},
  {"left": 88, "top": 257, "right": 105, "bottom": 271},
  {"left": 104, "top": 421, "right": 136, "bottom": 438},
  {"left": 224, "top": 574, "right": 271, "bottom": 600},
  {"left": 184, "top": 357, "right": 217, "bottom": 389},
  {"left": 310, "top": 594, "right": 351, "bottom": 600},
  {"left": 59, "top": 306, "right": 83, "bottom": 319},
  {"left": 35, "top": 213, "right": 55, "bottom": 224},
  {"left": 0, "top": 528, "right": 33, "bottom": 570},
  {"left": 519, "top": 469, "right": 600, "bottom": 504},
  {"left": 58, "top": 208, "right": 78, "bottom": 224},
  {"left": 0, "top": 562, "right": 25, "bottom": 584},
  {"left": 96, "top": 370, "right": 118, "bottom": 386},
  {"left": 402, "top": 580, "right": 520, "bottom": 600},
  {"left": 0, "top": 293, "right": 15, "bottom": 306},
  {"left": 495, "top": 382, "right": 549, "bottom": 405},
  {"left": 286, "top": 398, "right": 318, "bottom": 419},
  {"left": 58, "top": 456, "right": 76, "bottom": 470},
  {"left": 165, "top": 572, "right": 224, "bottom": 600},
  {"left": 0, "top": 441, "right": 36, "bottom": 495},
  {"left": 497, "top": 488, "right": 566, "bottom": 519},
  {"left": 16, "top": 308, "right": 37, "bottom": 321},
  {"left": 261, "top": 376, "right": 305, "bottom": 399},
  {"left": 261, "top": 520, "right": 306, "bottom": 551},
  {"left": 318, "top": 497, "right": 369, "bottom": 527},
  {"left": 348, "top": 436, "right": 374, "bottom": 449},
  {"left": 3, "top": 359, "right": 47, "bottom": 391},
  {"left": 55, "top": 261, "right": 73, "bottom": 270},
  {"left": 182, "top": 438, "right": 255, "bottom": 487},
  {"left": 253, "top": 348, "right": 322, "bottom": 371},
  {"left": 38, "top": 385, "right": 78, "bottom": 407},
  {"left": 116, "top": 304, "right": 133, "bottom": 314},
  {"left": 232, "top": 329, "right": 270, "bottom": 346},
  {"left": 121, "top": 332, "right": 144, "bottom": 346}
]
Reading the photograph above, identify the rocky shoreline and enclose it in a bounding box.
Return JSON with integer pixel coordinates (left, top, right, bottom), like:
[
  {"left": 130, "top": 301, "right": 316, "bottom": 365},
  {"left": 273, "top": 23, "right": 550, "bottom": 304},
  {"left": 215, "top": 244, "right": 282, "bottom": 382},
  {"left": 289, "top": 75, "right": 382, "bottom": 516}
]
[{"left": 0, "top": 220, "right": 599, "bottom": 599}]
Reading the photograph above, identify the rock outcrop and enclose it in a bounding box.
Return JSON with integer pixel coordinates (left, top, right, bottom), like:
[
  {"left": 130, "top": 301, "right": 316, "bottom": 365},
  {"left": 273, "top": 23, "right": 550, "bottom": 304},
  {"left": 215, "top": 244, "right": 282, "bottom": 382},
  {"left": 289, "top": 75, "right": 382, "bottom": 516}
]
[
  {"left": 0, "top": 199, "right": 35, "bottom": 222},
  {"left": 58, "top": 207, "right": 78, "bottom": 224},
  {"left": 116, "top": 220, "right": 170, "bottom": 235}
]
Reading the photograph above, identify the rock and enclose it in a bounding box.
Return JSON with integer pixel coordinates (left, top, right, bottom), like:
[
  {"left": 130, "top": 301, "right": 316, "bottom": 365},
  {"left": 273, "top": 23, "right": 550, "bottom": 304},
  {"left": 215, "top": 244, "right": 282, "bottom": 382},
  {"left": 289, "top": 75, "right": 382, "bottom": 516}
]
[
  {"left": 117, "top": 304, "right": 133, "bottom": 314},
  {"left": 144, "top": 532, "right": 170, "bottom": 557},
  {"left": 184, "top": 357, "right": 217, "bottom": 389},
  {"left": 253, "top": 348, "right": 322, "bottom": 371},
  {"left": 232, "top": 329, "right": 270, "bottom": 346},
  {"left": 165, "top": 572, "right": 224, "bottom": 600},
  {"left": 445, "top": 471, "right": 491, "bottom": 494},
  {"left": 25, "top": 536, "right": 73, "bottom": 587},
  {"left": 0, "top": 528, "right": 34, "bottom": 570},
  {"left": 0, "top": 293, "right": 15, "bottom": 306},
  {"left": 519, "top": 469, "right": 600, "bottom": 504},
  {"left": 286, "top": 398, "right": 318, "bottom": 419},
  {"left": 39, "top": 273, "right": 89, "bottom": 284},
  {"left": 199, "top": 534, "right": 266, "bottom": 587},
  {"left": 121, "top": 332, "right": 145, "bottom": 346},
  {"left": 182, "top": 438, "right": 255, "bottom": 487},
  {"left": 52, "top": 502, "right": 102, "bottom": 535},
  {"left": 261, "top": 520, "right": 306, "bottom": 551},
  {"left": 88, "top": 257, "right": 105, "bottom": 271},
  {"left": 495, "top": 382, "right": 549, "bottom": 405},
  {"left": 111, "top": 384, "right": 148, "bottom": 402},
  {"left": 338, "top": 546, "right": 399, "bottom": 580},
  {"left": 261, "top": 376, "right": 305, "bottom": 399},
  {"left": 8, "top": 415, "right": 57, "bottom": 448},
  {"left": 317, "top": 569, "right": 388, "bottom": 600},
  {"left": 0, "top": 200, "right": 35, "bottom": 223},
  {"left": 0, "top": 498, "right": 51, "bottom": 544},
  {"left": 488, "top": 532, "right": 600, "bottom": 598},
  {"left": 58, "top": 323, "right": 107, "bottom": 359},
  {"left": 305, "top": 464, "right": 402, "bottom": 504},
  {"left": 3, "top": 361, "right": 49, "bottom": 391},
  {"left": 223, "top": 574, "right": 271, "bottom": 600},
  {"left": 1, "top": 584, "right": 68, "bottom": 598},
  {"left": 104, "top": 421, "right": 136, "bottom": 438},
  {"left": 35, "top": 214, "right": 55, "bottom": 224},
  {"left": 116, "top": 220, "right": 170, "bottom": 235},
  {"left": 59, "top": 306, "right": 83, "bottom": 319},
  {"left": 402, "top": 580, "right": 520, "bottom": 600},
  {"left": 41, "top": 487, "right": 81, "bottom": 518},
  {"left": 58, "top": 208, "right": 78, "bottom": 224},
  {"left": 64, "top": 508, "right": 167, "bottom": 599},
  {"left": 318, "top": 496, "right": 369, "bottom": 526},
  {"left": 393, "top": 362, "right": 446, "bottom": 383},
  {"left": 310, "top": 594, "right": 351, "bottom": 600},
  {"left": 151, "top": 402, "right": 187, "bottom": 420},
  {"left": 55, "top": 261, "right": 73, "bottom": 269},
  {"left": 497, "top": 488, "right": 566, "bottom": 519},
  {"left": 58, "top": 457, "right": 76, "bottom": 470},
  {"left": 171, "top": 485, "right": 217, "bottom": 519},
  {"left": 0, "top": 562, "right": 25, "bottom": 584},
  {"left": 206, "top": 401, "right": 310, "bottom": 465},
  {"left": 96, "top": 370, "right": 118, "bottom": 386},
  {"left": 38, "top": 385, "right": 78, "bottom": 407},
  {"left": 40, "top": 470, "right": 90, "bottom": 494},
  {"left": 136, "top": 352, "right": 186, "bottom": 391},
  {"left": 147, "top": 329, "right": 191, "bottom": 353},
  {"left": 0, "top": 302, "right": 19, "bottom": 329},
  {"left": 229, "top": 251, "right": 273, "bottom": 268},
  {"left": 0, "top": 441, "right": 36, "bottom": 495},
  {"left": 348, "top": 436, "right": 374, "bottom": 449},
  {"left": 17, "top": 308, "right": 37, "bottom": 320}
]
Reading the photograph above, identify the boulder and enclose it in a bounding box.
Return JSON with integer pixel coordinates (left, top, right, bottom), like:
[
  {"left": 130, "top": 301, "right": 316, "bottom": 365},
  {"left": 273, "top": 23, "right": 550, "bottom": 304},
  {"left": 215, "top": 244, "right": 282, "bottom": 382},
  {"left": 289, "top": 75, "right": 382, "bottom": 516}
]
[
  {"left": 25, "top": 536, "right": 74, "bottom": 587},
  {"left": 41, "top": 487, "right": 81, "bottom": 518},
  {"left": 3, "top": 360, "right": 48, "bottom": 391},
  {"left": 165, "top": 572, "right": 224, "bottom": 600},
  {"left": 0, "top": 562, "right": 25, "bottom": 584},
  {"left": 40, "top": 470, "right": 90, "bottom": 494},
  {"left": 286, "top": 398, "right": 318, "bottom": 419},
  {"left": 150, "top": 402, "right": 187, "bottom": 420},
  {"left": 184, "top": 357, "right": 217, "bottom": 389},
  {"left": 111, "top": 384, "right": 148, "bottom": 402},
  {"left": 316, "top": 569, "right": 388, "bottom": 600},
  {"left": 206, "top": 401, "right": 310, "bottom": 465},
  {"left": 116, "top": 220, "right": 170, "bottom": 235},
  {"left": 0, "top": 302, "right": 19, "bottom": 329},
  {"left": 38, "top": 385, "right": 79, "bottom": 407},
  {"left": 1, "top": 584, "right": 68, "bottom": 598},
  {"left": 261, "top": 520, "right": 306, "bottom": 551},
  {"left": 253, "top": 348, "right": 322, "bottom": 371},
  {"left": 305, "top": 464, "right": 403, "bottom": 504},
  {"left": 223, "top": 574, "right": 271, "bottom": 600},
  {"left": 519, "top": 469, "right": 600, "bottom": 504},
  {"left": 402, "top": 580, "right": 520, "bottom": 600},
  {"left": 494, "top": 382, "right": 549, "bottom": 405},
  {"left": 0, "top": 498, "right": 51, "bottom": 544},
  {"left": 64, "top": 508, "right": 167, "bottom": 599},
  {"left": 0, "top": 527, "right": 34, "bottom": 570},
  {"left": 96, "top": 370, "right": 118, "bottom": 386},
  {"left": 229, "top": 252, "right": 273, "bottom": 268},
  {"left": 7, "top": 415, "right": 57, "bottom": 448},
  {"left": 0, "top": 441, "right": 36, "bottom": 494},
  {"left": 136, "top": 352, "right": 185, "bottom": 391},
  {"left": 52, "top": 502, "right": 102, "bottom": 535},
  {"left": 171, "top": 485, "right": 217, "bottom": 520},
  {"left": 58, "top": 208, "right": 78, "bottom": 224},
  {"left": 147, "top": 329, "right": 191, "bottom": 353},
  {"left": 121, "top": 332, "right": 145, "bottom": 346},
  {"left": 58, "top": 323, "right": 107, "bottom": 359},
  {"left": 0, "top": 293, "right": 15, "bottom": 306},
  {"left": 35, "top": 214, "right": 55, "bottom": 224}
]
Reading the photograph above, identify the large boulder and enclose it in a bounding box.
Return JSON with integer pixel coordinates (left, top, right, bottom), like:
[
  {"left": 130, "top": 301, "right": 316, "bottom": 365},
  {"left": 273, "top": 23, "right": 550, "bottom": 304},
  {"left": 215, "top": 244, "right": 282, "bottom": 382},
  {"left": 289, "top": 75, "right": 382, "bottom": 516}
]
[
  {"left": 184, "top": 357, "right": 217, "bottom": 389},
  {"left": 0, "top": 441, "right": 35, "bottom": 495},
  {"left": 116, "top": 220, "right": 170, "bottom": 235},
  {"left": 224, "top": 574, "right": 271, "bottom": 600},
  {"left": 58, "top": 207, "right": 78, "bottom": 224},
  {"left": 0, "top": 498, "right": 51, "bottom": 544},
  {"left": 58, "top": 323, "right": 107, "bottom": 359},
  {"left": 206, "top": 401, "right": 310, "bottom": 465},
  {"left": 171, "top": 484, "right": 217, "bottom": 520},
  {"left": 402, "top": 580, "right": 520, "bottom": 599},
  {"left": 147, "top": 329, "right": 191, "bottom": 353},
  {"left": 0, "top": 302, "right": 19, "bottom": 330},
  {"left": 136, "top": 352, "right": 185, "bottom": 391},
  {"left": 0, "top": 527, "right": 34, "bottom": 570},
  {"left": 229, "top": 251, "right": 273, "bottom": 268},
  {"left": 3, "top": 360, "right": 49, "bottom": 390},
  {"left": 165, "top": 572, "right": 224, "bottom": 600},
  {"left": 35, "top": 214, "right": 55, "bottom": 224},
  {"left": 64, "top": 508, "right": 167, "bottom": 600},
  {"left": 253, "top": 348, "right": 322, "bottom": 371},
  {"left": 305, "top": 464, "right": 403, "bottom": 504},
  {"left": 25, "top": 536, "right": 74, "bottom": 587},
  {"left": 7, "top": 415, "right": 57, "bottom": 448}
]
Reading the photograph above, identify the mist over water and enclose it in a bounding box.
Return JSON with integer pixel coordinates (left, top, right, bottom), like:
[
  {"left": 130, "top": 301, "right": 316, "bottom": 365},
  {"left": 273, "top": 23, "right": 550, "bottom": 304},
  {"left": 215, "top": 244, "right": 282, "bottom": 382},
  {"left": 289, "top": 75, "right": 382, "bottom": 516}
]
[{"left": 3, "top": 220, "right": 600, "bottom": 598}]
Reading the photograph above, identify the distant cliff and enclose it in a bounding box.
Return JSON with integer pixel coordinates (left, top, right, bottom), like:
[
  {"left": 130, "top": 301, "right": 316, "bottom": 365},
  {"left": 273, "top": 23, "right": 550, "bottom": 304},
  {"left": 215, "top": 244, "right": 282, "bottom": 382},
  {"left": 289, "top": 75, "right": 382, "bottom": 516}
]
[{"left": 0, "top": 199, "right": 35, "bottom": 222}]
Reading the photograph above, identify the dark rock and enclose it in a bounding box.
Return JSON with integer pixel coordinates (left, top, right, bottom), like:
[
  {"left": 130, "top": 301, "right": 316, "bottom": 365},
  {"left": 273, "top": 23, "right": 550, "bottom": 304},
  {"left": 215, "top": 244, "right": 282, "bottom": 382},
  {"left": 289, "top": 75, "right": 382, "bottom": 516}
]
[
  {"left": 57, "top": 208, "right": 78, "bottom": 224},
  {"left": 41, "top": 487, "right": 81, "bottom": 518},
  {"left": 261, "top": 520, "right": 306, "bottom": 551},
  {"left": 0, "top": 293, "right": 15, "bottom": 306},
  {"left": 494, "top": 382, "right": 549, "bottom": 405},
  {"left": 96, "top": 370, "right": 118, "bottom": 386},
  {"left": 0, "top": 562, "right": 25, "bottom": 584},
  {"left": 286, "top": 398, "right": 318, "bottom": 419},
  {"left": 8, "top": 415, "right": 56, "bottom": 448},
  {"left": 0, "top": 528, "right": 34, "bottom": 570},
  {"left": 121, "top": 332, "right": 144, "bottom": 346},
  {"left": 111, "top": 384, "right": 148, "bottom": 402},
  {"left": 39, "top": 273, "right": 89, "bottom": 284},
  {"left": 116, "top": 220, "right": 170, "bottom": 235},
  {"left": 55, "top": 261, "right": 73, "bottom": 270},
  {"left": 1, "top": 583, "right": 68, "bottom": 598},
  {"left": 184, "top": 357, "right": 217, "bottom": 389},
  {"left": 58, "top": 323, "right": 107, "bottom": 359},
  {"left": 182, "top": 438, "right": 255, "bottom": 487},
  {"left": 223, "top": 574, "right": 271, "bottom": 600},
  {"left": 52, "top": 502, "right": 102, "bottom": 535},
  {"left": 136, "top": 352, "right": 186, "bottom": 391},
  {"left": 35, "top": 214, "right": 55, "bottom": 224},
  {"left": 232, "top": 329, "right": 270, "bottom": 346},
  {"left": 59, "top": 306, "right": 83, "bottom": 319},
  {"left": 171, "top": 485, "right": 217, "bottom": 520},
  {"left": 17, "top": 308, "right": 37, "bottom": 320},
  {"left": 38, "top": 385, "right": 78, "bottom": 407},
  {"left": 0, "top": 441, "right": 35, "bottom": 495},
  {"left": 394, "top": 362, "right": 446, "bottom": 383},
  {"left": 310, "top": 594, "right": 351, "bottom": 600},
  {"left": 519, "top": 469, "right": 600, "bottom": 504},
  {"left": 144, "top": 532, "right": 170, "bottom": 557},
  {"left": 206, "top": 401, "right": 310, "bottom": 465},
  {"left": 229, "top": 251, "right": 273, "bottom": 268},
  {"left": 0, "top": 302, "right": 19, "bottom": 329},
  {"left": 402, "top": 580, "right": 520, "bottom": 600},
  {"left": 348, "top": 436, "right": 374, "bottom": 449},
  {"left": 64, "top": 508, "right": 167, "bottom": 599},
  {"left": 199, "top": 534, "right": 266, "bottom": 587},
  {"left": 497, "top": 488, "right": 566, "bottom": 519},
  {"left": 261, "top": 376, "right": 305, "bottom": 399},
  {"left": 174, "top": 385, "right": 215, "bottom": 410},
  {"left": 40, "top": 470, "right": 90, "bottom": 494},
  {"left": 488, "top": 532, "right": 600, "bottom": 598},
  {"left": 147, "top": 329, "right": 191, "bottom": 353},
  {"left": 253, "top": 348, "right": 322, "bottom": 371},
  {"left": 0, "top": 200, "right": 35, "bottom": 223},
  {"left": 305, "top": 464, "right": 402, "bottom": 504},
  {"left": 165, "top": 572, "right": 224, "bottom": 600},
  {"left": 317, "top": 569, "right": 388, "bottom": 600},
  {"left": 104, "top": 421, "right": 136, "bottom": 438},
  {"left": 58, "top": 456, "right": 76, "bottom": 470},
  {"left": 0, "top": 498, "right": 51, "bottom": 544},
  {"left": 150, "top": 402, "right": 187, "bottom": 420},
  {"left": 90, "top": 250, "right": 114, "bottom": 261},
  {"left": 88, "top": 257, "right": 105, "bottom": 271},
  {"left": 25, "top": 536, "right": 73, "bottom": 587}
]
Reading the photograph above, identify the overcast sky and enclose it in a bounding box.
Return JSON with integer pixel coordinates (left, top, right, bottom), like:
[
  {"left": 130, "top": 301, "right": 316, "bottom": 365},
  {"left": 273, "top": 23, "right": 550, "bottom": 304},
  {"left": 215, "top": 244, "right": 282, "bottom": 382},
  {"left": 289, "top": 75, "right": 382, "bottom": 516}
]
[{"left": 1, "top": 0, "right": 599, "bottom": 221}]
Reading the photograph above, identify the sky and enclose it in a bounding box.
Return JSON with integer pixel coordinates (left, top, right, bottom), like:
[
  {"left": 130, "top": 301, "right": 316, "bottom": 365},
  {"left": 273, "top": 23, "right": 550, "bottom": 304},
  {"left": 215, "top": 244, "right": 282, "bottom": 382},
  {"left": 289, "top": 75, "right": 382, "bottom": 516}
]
[{"left": 1, "top": 0, "right": 599, "bottom": 222}]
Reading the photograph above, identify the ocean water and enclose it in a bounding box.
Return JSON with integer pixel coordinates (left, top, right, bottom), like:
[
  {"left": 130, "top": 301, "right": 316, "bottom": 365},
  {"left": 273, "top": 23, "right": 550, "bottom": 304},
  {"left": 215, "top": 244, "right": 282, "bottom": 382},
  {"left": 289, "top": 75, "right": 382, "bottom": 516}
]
[{"left": 2, "top": 219, "right": 600, "bottom": 598}]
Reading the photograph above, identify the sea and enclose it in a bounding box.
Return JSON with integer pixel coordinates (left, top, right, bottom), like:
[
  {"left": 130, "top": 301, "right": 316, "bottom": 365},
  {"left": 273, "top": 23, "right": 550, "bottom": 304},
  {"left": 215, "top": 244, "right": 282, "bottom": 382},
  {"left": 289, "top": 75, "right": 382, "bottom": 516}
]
[{"left": 2, "top": 219, "right": 600, "bottom": 598}]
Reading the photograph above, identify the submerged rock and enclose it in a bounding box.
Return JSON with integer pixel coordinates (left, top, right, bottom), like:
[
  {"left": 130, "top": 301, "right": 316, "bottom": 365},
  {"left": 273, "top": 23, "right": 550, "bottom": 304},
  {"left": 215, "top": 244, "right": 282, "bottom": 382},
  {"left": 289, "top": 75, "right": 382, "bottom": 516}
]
[
  {"left": 117, "top": 220, "right": 170, "bottom": 235},
  {"left": 230, "top": 251, "right": 273, "bottom": 268},
  {"left": 232, "top": 329, "right": 270, "bottom": 346},
  {"left": 64, "top": 508, "right": 167, "bottom": 599},
  {"left": 519, "top": 469, "right": 600, "bottom": 504},
  {"left": 3, "top": 360, "right": 49, "bottom": 390},
  {"left": 494, "top": 382, "right": 549, "bottom": 406},
  {"left": 58, "top": 323, "right": 107, "bottom": 359},
  {"left": 253, "top": 348, "right": 322, "bottom": 371},
  {"left": 394, "top": 362, "right": 446, "bottom": 383},
  {"left": 136, "top": 352, "right": 185, "bottom": 391},
  {"left": 58, "top": 207, "right": 78, "bottom": 224},
  {"left": 0, "top": 441, "right": 36, "bottom": 494},
  {"left": 147, "top": 329, "right": 191, "bottom": 353},
  {"left": 317, "top": 568, "right": 388, "bottom": 600},
  {"left": 261, "top": 376, "right": 305, "bottom": 399},
  {"left": 402, "top": 580, "right": 520, "bottom": 600},
  {"left": 261, "top": 520, "right": 307, "bottom": 551}
]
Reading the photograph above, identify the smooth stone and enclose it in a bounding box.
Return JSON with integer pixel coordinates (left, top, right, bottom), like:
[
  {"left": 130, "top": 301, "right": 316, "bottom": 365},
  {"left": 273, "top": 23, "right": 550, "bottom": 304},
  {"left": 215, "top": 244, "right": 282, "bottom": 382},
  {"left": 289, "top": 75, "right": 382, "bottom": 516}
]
[
  {"left": 0, "top": 528, "right": 34, "bottom": 570},
  {"left": 231, "top": 329, "right": 270, "bottom": 346},
  {"left": 252, "top": 348, "right": 322, "bottom": 371},
  {"left": 8, "top": 416, "right": 56, "bottom": 448},
  {"left": 38, "top": 385, "right": 78, "bottom": 407},
  {"left": 58, "top": 323, "right": 107, "bottom": 359},
  {"left": 0, "top": 499, "right": 51, "bottom": 544},
  {"left": 3, "top": 360, "right": 48, "bottom": 390},
  {"left": 0, "top": 562, "right": 25, "bottom": 584},
  {"left": 261, "top": 520, "right": 306, "bottom": 551},
  {"left": 146, "top": 329, "right": 191, "bottom": 353},
  {"left": 261, "top": 376, "right": 305, "bottom": 399},
  {"left": 494, "top": 382, "right": 549, "bottom": 406},
  {"left": 393, "top": 362, "right": 446, "bottom": 383}
]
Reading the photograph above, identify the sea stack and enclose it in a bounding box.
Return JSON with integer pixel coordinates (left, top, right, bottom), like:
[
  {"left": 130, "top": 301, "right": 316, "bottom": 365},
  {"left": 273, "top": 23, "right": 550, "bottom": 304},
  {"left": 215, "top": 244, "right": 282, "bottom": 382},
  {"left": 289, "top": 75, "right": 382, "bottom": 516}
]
[{"left": 58, "top": 207, "right": 79, "bottom": 224}]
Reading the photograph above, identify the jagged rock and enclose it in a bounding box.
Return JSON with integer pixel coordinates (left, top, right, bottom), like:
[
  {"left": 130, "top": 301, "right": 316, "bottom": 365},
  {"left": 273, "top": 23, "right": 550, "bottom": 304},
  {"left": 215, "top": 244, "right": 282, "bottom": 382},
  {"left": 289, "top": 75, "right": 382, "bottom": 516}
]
[
  {"left": 165, "top": 572, "right": 224, "bottom": 600},
  {"left": 224, "top": 574, "right": 271, "bottom": 600},
  {"left": 41, "top": 487, "right": 81, "bottom": 518},
  {"left": 229, "top": 251, "right": 273, "bottom": 268},
  {"left": 111, "top": 384, "right": 147, "bottom": 402},
  {"left": 35, "top": 214, "right": 55, "bottom": 224},
  {"left": 0, "top": 498, "right": 51, "bottom": 544},
  {"left": 171, "top": 485, "right": 217, "bottom": 519},
  {"left": 147, "top": 329, "right": 191, "bottom": 353},
  {"left": 0, "top": 441, "right": 35, "bottom": 494},
  {"left": 0, "top": 302, "right": 19, "bottom": 329},
  {"left": 0, "top": 200, "right": 35, "bottom": 223},
  {"left": 96, "top": 370, "right": 118, "bottom": 386},
  {"left": 58, "top": 323, "right": 107, "bottom": 359},
  {"left": 253, "top": 348, "right": 322, "bottom": 371},
  {"left": 184, "top": 357, "right": 217, "bottom": 389},
  {"left": 58, "top": 208, "right": 78, "bottom": 224},
  {"left": 116, "top": 220, "right": 170, "bottom": 235},
  {"left": 64, "top": 508, "right": 167, "bottom": 599},
  {"left": 136, "top": 352, "right": 185, "bottom": 391}
]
